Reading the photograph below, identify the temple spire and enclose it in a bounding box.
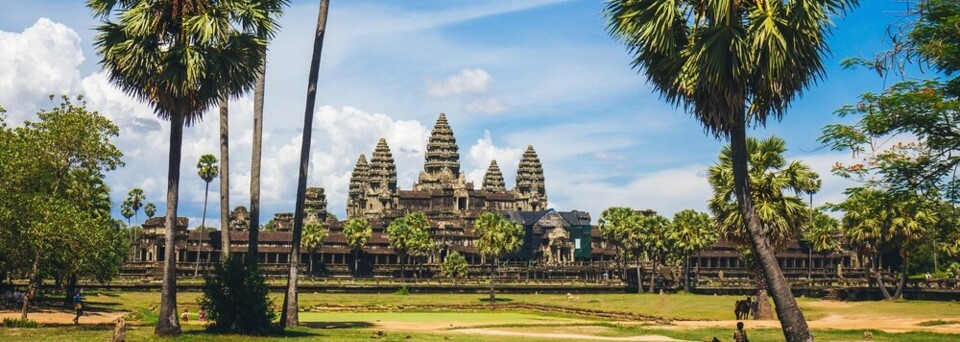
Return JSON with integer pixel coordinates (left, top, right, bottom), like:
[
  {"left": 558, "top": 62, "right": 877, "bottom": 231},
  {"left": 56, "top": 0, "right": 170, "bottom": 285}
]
[
  {"left": 482, "top": 160, "right": 506, "bottom": 192},
  {"left": 368, "top": 138, "right": 397, "bottom": 192},
  {"left": 422, "top": 112, "right": 460, "bottom": 177},
  {"left": 515, "top": 145, "right": 547, "bottom": 211}
]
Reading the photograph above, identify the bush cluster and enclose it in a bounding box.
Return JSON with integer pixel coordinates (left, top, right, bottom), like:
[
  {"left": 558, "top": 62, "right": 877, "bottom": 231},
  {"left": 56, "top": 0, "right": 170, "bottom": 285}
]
[{"left": 198, "top": 256, "right": 276, "bottom": 335}]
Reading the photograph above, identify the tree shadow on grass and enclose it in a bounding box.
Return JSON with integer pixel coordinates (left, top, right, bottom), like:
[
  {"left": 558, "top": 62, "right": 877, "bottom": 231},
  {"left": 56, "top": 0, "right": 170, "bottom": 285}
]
[
  {"left": 301, "top": 321, "right": 375, "bottom": 330},
  {"left": 477, "top": 297, "right": 513, "bottom": 303},
  {"left": 183, "top": 326, "right": 329, "bottom": 338}
]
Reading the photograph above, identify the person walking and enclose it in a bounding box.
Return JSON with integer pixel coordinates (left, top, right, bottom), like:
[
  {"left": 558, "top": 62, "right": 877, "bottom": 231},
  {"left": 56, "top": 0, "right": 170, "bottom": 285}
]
[
  {"left": 733, "top": 321, "right": 749, "bottom": 342},
  {"left": 72, "top": 290, "right": 83, "bottom": 324}
]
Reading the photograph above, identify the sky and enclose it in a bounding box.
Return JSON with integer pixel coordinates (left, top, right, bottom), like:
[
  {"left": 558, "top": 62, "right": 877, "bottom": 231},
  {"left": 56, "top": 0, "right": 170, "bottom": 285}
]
[{"left": 0, "top": 0, "right": 917, "bottom": 228}]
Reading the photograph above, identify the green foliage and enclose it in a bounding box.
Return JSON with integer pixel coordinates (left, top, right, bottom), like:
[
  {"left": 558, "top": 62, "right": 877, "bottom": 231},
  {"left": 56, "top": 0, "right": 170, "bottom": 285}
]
[
  {"left": 143, "top": 202, "right": 156, "bottom": 219},
  {"left": 1, "top": 318, "right": 42, "bottom": 328},
  {"left": 910, "top": 0, "right": 960, "bottom": 95},
  {"left": 441, "top": 250, "right": 468, "bottom": 279},
  {"left": 604, "top": 0, "right": 856, "bottom": 137},
  {"left": 343, "top": 217, "right": 372, "bottom": 252},
  {"left": 199, "top": 257, "right": 276, "bottom": 335},
  {"left": 0, "top": 96, "right": 127, "bottom": 286},
  {"left": 301, "top": 220, "right": 327, "bottom": 252},
  {"left": 708, "top": 135, "right": 821, "bottom": 251},
  {"left": 474, "top": 212, "right": 524, "bottom": 261},
  {"left": 394, "top": 286, "right": 410, "bottom": 296},
  {"left": 829, "top": 188, "right": 935, "bottom": 260},
  {"left": 670, "top": 209, "right": 717, "bottom": 258},
  {"left": 803, "top": 209, "right": 841, "bottom": 255},
  {"left": 197, "top": 154, "right": 219, "bottom": 183},
  {"left": 387, "top": 212, "right": 434, "bottom": 260},
  {"left": 126, "top": 188, "right": 144, "bottom": 223}
]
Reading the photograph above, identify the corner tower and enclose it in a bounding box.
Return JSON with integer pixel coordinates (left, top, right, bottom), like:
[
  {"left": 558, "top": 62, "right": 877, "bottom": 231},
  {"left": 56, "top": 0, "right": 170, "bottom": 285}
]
[
  {"left": 482, "top": 160, "right": 506, "bottom": 192},
  {"left": 346, "top": 154, "right": 369, "bottom": 217}
]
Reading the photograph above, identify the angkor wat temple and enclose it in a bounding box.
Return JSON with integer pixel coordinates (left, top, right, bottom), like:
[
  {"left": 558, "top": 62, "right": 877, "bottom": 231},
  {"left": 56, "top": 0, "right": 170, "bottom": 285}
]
[{"left": 121, "top": 113, "right": 859, "bottom": 287}]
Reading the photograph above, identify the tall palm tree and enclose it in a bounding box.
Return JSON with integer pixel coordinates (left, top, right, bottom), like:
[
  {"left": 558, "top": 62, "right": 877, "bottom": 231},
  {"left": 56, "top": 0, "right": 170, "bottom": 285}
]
[
  {"left": 127, "top": 188, "right": 145, "bottom": 225},
  {"left": 301, "top": 219, "right": 327, "bottom": 275},
  {"left": 144, "top": 202, "right": 156, "bottom": 219},
  {"left": 248, "top": 0, "right": 290, "bottom": 261},
  {"left": 121, "top": 199, "right": 133, "bottom": 226},
  {"left": 218, "top": 97, "right": 231, "bottom": 258},
  {"left": 89, "top": 0, "right": 272, "bottom": 336},
  {"left": 195, "top": 154, "right": 218, "bottom": 276},
  {"left": 342, "top": 217, "right": 372, "bottom": 277},
  {"left": 605, "top": 1, "right": 856, "bottom": 340},
  {"left": 709, "top": 135, "right": 820, "bottom": 319},
  {"left": 280, "top": 0, "right": 329, "bottom": 327},
  {"left": 803, "top": 208, "right": 840, "bottom": 277},
  {"left": 474, "top": 211, "right": 524, "bottom": 303},
  {"left": 670, "top": 209, "right": 716, "bottom": 292}
]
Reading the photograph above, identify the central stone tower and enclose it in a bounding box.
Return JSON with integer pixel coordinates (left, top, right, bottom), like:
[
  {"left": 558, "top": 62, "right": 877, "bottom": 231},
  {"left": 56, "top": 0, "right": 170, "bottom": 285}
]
[{"left": 415, "top": 113, "right": 464, "bottom": 190}]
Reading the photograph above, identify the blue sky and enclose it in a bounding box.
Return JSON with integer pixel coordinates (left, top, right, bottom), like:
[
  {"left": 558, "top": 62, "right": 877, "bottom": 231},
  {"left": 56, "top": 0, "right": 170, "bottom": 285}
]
[{"left": 0, "top": 0, "right": 914, "bottom": 227}]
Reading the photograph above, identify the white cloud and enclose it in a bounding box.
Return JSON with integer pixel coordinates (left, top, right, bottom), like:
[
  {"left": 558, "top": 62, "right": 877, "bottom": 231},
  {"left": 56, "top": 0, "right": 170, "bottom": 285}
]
[
  {"left": 465, "top": 130, "right": 523, "bottom": 187},
  {"left": 464, "top": 98, "right": 508, "bottom": 114},
  {"left": 592, "top": 151, "right": 626, "bottom": 161},
  {"left": 0, "top": 18, "right": 84, "bottom": 121},
  {"left": 425, "top": 68, "right": 492, "bottom": 97}
]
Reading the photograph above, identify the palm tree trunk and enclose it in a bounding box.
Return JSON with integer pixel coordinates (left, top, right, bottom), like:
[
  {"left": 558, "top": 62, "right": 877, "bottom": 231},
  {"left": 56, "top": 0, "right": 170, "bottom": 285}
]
[
  {"left": 893, "top": 256, "right": 908, "bottom": 300},
  {"left": 871, "top": 252, "right": 894, "bottom": 300},
  {"left": 400, "top": 253, "right": 406, "bottom": 282},
  {"left": 489, "top": 257, "right": 497, "bottom": 303},
  {"left": 281, "top": 0, "right": 329, "bottom": 328},
  {"left": 635, "top": 262, "right": 642, "bottom": 294},
  {"left": 156, "top": 113, "right": 184, "bottom": 337},
  {"left": 684, "top": 252, "right": 691, "bottom": 292},
  {"left": 218, "top": 97, "right": 230, "bottom": 258},
  {"left": 729, "top": 117, "right": 810, "bottom": 341},
  {"left": 20, "top": 252, "right": 40, "bottom": 320},
  {"left": 248, "top": 57, "right": 266, "bottom": 262},
  {"left": 196, "top": 181, "right": 210, "bottom": 277}
]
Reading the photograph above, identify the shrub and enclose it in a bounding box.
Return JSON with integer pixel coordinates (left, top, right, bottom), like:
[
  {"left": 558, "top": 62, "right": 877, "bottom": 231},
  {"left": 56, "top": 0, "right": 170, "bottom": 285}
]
[
  {"left": 395, "top": 286, "right": 410, "bottom": 295},
  {"left": 199, "top": 256, "right": 276, "bottom": 335},
  {"left": 2, "top": 318, "right": 42, "bottom": 328},
  {"left": 441, "top": 250, "right": 468, "bottom": 279}
]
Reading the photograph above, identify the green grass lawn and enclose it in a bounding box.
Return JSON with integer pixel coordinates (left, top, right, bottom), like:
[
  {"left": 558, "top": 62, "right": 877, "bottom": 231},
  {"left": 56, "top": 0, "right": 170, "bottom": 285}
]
[{"left": 5, "top": 290, "right": 959, "bottom": 341}]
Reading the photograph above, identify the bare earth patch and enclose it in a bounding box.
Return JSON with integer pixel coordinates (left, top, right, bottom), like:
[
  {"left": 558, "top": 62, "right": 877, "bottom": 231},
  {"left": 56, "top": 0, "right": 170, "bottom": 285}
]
[
  {"left": 663, "top": 314, "right": 960, "bottom": 334},
  {"left": 454, "top": 328, "right": 687, "bottom": 341},
  {"left": 0, "top": 309, "right": 124, "bottom": 325}
]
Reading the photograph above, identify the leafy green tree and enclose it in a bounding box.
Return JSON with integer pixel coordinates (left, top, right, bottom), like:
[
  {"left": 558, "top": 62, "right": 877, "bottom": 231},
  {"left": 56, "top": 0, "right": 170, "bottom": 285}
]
[
  {"left": 474, "top": 211, "right": 524, "bottom": 303},
  {"left": 670, "top": 209, "right": 716, "bottom": 291},
  {"left": 195, "top": 154, "right": 218, "bottom": 276},
  {"left": 387, "top": 212, "right": 433, "bottom": 280},
  {"left": 830, "top": 188, "right": 934, "bottom": 300},
  {"left": 144, "top": 202, "right": 156, "bottom": 219},
  {"left": 342, "top": 217, "right": 372, "bottom": 277},
  {"left": 605, "top": 0, "right": 855, "bottom": 338},
  {"left": 441, "top": 250, "right": 469, "bottom": 283},
  {"left": 301, "top": 219, "right": 327, "bottom": 275},
  {"left": 708, "top": 135, "right": 820, "bottom": 319},
  {"left": 89, "top": 0, "right": 272, "bottom": 336},
  {"left": 281, "top": 0, "right": 329, "bottom": 328},
  {"left": 641, "top": 215, "right": 673, "bottom": 293},
  {"left": 616, "top": 212, "right": 648, "bottom": 293},
  {"left": 0, "top": 97, "right": 124, "bottom": 320}
]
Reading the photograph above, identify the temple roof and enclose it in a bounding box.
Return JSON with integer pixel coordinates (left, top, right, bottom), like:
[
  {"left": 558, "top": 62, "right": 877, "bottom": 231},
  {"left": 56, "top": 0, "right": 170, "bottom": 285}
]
[{"left": 348, "top": 154, "right": 369, "bottom": 200}]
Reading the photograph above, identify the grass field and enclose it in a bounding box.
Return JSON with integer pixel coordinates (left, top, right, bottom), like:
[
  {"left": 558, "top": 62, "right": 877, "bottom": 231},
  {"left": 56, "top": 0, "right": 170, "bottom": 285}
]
[{"left": 2, "top": 290, "right": 959, "bottom": 341}]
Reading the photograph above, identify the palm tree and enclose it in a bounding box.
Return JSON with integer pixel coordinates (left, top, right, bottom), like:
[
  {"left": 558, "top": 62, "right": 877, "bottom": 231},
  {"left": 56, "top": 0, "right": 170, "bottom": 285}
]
[
  {"left": 127, "top": 188, "right": 145, "bottom": 225},
  {"left": 89, "top": 0, "right": 272, "bottom": 336},
  {"left": 301, "top": 219, "right": 327, "bottom": 275},
  {"left": 708, "top": 135, "right": 820, "bottom": 319},
  {"left": 605, "top": 1, "right": 856, "bottom": 340},
  {"left": 670, "top": 209, "right": 716, "bottom": 292},
  {"left": 280, "top": 0, "right": 329, "bottom": 327},
  {"left": 195, "top": 154, "right": 218, "bottom": 276},
  {"left": 803, "top": 209, "right": 840, "bottom": 278},
  {"left": 474, "top": 211, "right": 524, "bottom": 303},
  {"left": 598, "top": 207, "right": 634, "bottom": 281},
  {"left": 249, "top": 0, "right": 290, "bottom": 261},
  {"left": 218, "top": 97, "right": 231, "bottom": 258},
  {"left": 121, "top": 199, "right": 133, "bottom": 226},
  {"left": 342, "top": 217, "right": 372, "bottom": 277},
  {"left": 387, "top": 212, "right": 432, "bottom": 281},
  {"left": 144, "top": 202, "right": 156, "bottom": 219}
]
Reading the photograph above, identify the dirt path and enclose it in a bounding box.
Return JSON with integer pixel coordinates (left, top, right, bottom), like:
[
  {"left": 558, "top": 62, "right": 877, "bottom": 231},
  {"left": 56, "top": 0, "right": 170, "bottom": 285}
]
[
  {"left": 664, "top": 314, "right": 960, "bottom": 334},
  {"left": 0, "top": 309, "right": 124, "bottom": 325}
]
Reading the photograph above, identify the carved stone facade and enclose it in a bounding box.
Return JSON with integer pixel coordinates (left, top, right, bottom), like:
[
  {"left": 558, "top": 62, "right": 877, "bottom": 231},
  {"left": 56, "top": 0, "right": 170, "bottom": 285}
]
[{"left": 346, "top": 113, "right": 548, "bottom": 220}]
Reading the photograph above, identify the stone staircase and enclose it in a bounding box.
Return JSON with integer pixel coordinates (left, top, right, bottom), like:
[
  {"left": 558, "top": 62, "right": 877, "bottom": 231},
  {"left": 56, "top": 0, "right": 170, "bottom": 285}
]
[{"left": 822, "top": 287, "right": 840, "bottom": 301}]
